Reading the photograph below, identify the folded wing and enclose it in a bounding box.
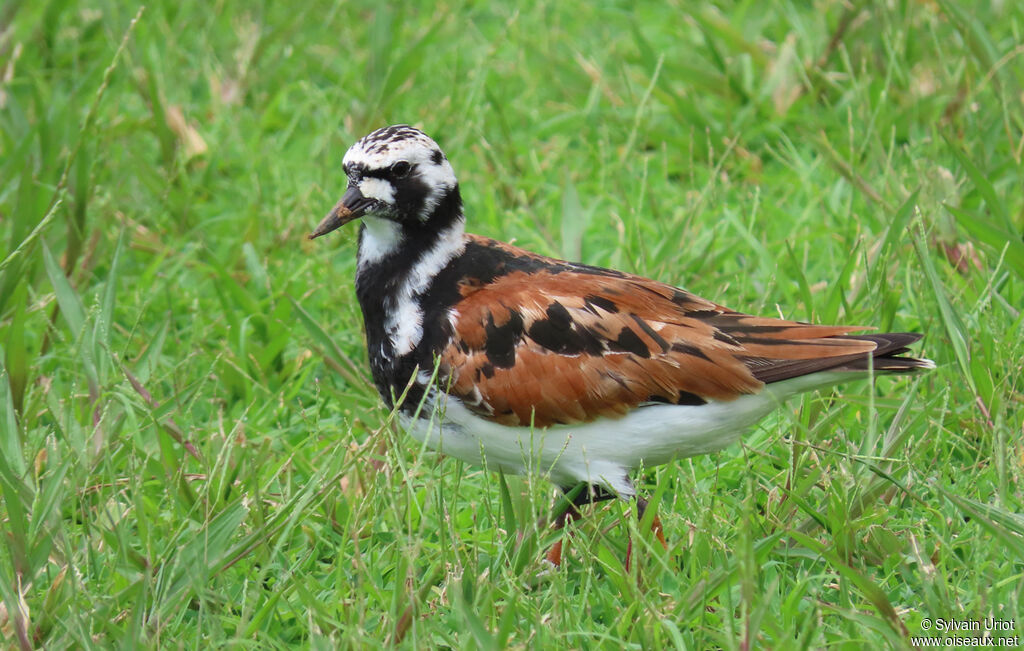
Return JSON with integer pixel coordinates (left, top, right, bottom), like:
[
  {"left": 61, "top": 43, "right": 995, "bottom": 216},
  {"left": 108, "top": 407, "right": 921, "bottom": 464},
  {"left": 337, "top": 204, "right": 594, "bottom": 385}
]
[{"left": 439, "top": 261, "right": 923, "bottom": 427}]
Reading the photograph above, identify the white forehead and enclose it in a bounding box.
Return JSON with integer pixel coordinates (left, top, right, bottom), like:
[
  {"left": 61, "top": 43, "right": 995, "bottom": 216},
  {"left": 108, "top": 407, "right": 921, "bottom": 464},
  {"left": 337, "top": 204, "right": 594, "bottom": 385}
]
[{"left": 343, "top": 125, "right": 444, "bottom": 170}]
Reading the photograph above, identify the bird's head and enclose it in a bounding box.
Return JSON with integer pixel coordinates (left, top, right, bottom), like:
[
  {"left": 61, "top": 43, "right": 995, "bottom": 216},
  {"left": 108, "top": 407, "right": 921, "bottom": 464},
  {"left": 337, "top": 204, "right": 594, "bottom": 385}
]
[{"left": 310, "top": 125, "right": 459, "bottom": 239}]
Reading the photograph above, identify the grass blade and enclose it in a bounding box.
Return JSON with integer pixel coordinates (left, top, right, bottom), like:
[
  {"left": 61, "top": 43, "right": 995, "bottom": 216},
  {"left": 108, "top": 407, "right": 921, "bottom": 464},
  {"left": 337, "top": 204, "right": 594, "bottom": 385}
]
[
  {"left": 0, "top": 349, "right": 26, "bottom": 477},
  {"left": 911, "top": 222, "right": 973, "bottom": 391},
  {"left": 41, "top": 242, "right": 86, "bottom": 339},
  {"left": 934, "top": 486, "right": 1024, "bottom": 560},
  {"left": 789, "top": 531, "right": 909, "bottom": 643}
]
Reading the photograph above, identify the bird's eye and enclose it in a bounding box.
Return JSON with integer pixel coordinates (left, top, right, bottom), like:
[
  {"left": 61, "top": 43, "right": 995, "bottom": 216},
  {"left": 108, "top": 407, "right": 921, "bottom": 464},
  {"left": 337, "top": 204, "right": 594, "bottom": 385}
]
[{"left": 391, "top": 161, "right": 412, "bottom": 178}]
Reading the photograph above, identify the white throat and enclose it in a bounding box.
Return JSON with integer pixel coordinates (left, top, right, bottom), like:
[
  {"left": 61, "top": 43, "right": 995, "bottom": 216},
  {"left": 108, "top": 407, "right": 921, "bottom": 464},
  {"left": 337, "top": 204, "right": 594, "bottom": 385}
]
[{"left": 358, "top": 216, "right": 402, "bottom": 269}]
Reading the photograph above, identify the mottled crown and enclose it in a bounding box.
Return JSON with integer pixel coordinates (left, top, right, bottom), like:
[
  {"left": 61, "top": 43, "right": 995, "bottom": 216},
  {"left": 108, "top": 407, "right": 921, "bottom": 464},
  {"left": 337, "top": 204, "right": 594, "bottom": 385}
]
[{"left": 343, "top": 125, "right": 448, "bottom": 173}]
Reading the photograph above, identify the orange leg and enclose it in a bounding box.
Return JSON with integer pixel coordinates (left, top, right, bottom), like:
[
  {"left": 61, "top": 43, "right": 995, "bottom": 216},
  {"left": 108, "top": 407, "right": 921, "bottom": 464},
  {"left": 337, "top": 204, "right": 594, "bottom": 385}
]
[
  {"left": 544, "top": 506, "right": 584, "bottom": 565},
  {"left": 543, "top": 484, "right": 616, "bottom": 566}
]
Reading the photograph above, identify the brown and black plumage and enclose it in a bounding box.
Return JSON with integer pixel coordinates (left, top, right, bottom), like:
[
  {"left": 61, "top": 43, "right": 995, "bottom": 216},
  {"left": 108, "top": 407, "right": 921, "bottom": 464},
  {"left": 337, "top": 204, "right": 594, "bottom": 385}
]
[{"left": 310, "top": 125, "right": 933, "bottom": 566}]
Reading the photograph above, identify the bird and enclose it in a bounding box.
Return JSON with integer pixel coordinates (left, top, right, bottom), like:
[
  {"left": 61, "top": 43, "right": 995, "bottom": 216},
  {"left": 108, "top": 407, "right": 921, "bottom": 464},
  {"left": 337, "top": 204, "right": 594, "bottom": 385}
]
[{"left": 310, "top": 124, "right": 933, "bottom": 568}]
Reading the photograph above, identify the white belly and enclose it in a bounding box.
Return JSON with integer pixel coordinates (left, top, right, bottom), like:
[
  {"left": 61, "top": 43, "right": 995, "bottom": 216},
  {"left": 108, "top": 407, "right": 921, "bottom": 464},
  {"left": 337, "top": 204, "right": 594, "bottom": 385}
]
[{"left": 400, "top": 374, "right": 840, "bottom": 496}]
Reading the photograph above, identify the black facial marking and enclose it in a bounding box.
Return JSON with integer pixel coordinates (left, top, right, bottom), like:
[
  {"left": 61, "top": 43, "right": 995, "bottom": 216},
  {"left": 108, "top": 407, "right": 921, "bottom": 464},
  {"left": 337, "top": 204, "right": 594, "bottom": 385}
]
[
  {"left": 609, "top": 327, "right": 650, "bottom": 358},
  {"left": 527, "top": 302, "right": 604, "bottom": 355},
  {"left": 484, "top": 309, "right": 525, "bottom": 368},
  {"left": 391, "top": 161, "right": 411, "bottom": 178},
  {"left": 670, "top": 342, "right": 712, "bottom": 361},
  {"left": 431, "top": 149, "right": 443, "bottom": 165},
  {"left": 389, "top": 173, "right": 431, "bottom": 218}
]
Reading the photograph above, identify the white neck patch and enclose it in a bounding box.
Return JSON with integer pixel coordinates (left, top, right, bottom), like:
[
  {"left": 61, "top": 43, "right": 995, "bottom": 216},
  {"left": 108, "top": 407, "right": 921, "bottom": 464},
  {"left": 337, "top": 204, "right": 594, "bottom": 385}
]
[{"left": 383, "top": 221, "right": 466, "bottom": 356}]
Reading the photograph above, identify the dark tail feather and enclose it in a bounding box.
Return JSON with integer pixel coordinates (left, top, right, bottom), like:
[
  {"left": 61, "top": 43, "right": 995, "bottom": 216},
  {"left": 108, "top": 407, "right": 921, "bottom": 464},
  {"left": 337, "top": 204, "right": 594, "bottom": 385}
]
[
  {"left": 838, "top": 356, "right": 934, "bottom": 373},
  {"left": 833, "top": 333, "right": 935, "bottom": 373},
  {"left": 753, "top": 332, "right": 935, "bottom": 384}
]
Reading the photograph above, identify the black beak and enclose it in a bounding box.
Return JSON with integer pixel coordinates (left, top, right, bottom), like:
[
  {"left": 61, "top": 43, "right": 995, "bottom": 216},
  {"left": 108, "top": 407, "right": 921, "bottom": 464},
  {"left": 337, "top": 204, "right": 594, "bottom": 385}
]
[{"left": 309, "top": 185, "right": 376, "bottom": 240}]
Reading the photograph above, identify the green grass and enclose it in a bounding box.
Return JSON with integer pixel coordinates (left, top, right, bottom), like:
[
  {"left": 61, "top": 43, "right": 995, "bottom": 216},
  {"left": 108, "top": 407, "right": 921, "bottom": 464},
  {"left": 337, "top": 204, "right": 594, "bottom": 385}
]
[{"left": 1, "top": 0, "right": 1022, "bottom": 647}]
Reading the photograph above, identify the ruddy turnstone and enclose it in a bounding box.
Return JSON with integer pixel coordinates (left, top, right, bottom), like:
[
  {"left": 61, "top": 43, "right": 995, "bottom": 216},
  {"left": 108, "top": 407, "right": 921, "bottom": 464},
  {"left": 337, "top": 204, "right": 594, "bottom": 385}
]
[{"left": 310, "top": 124, "right": 933, "bottom": 566}]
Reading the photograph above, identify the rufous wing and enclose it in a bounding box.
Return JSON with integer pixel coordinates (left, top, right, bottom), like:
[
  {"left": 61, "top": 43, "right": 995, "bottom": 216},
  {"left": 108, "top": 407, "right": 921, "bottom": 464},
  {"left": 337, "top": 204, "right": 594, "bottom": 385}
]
[{"left": 439, "top": 266, "right": 878, "bottom": 427}]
